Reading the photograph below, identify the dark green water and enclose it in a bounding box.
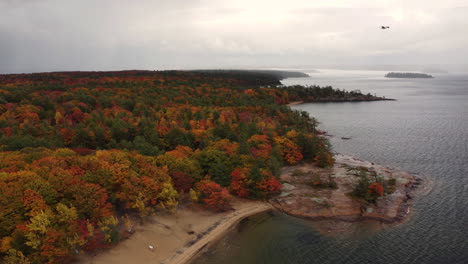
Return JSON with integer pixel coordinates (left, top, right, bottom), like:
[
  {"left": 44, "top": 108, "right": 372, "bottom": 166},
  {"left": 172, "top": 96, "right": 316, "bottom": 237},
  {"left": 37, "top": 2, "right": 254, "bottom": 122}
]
[{"left": 194, "top": 69, "right": 468, "bottom": 264}]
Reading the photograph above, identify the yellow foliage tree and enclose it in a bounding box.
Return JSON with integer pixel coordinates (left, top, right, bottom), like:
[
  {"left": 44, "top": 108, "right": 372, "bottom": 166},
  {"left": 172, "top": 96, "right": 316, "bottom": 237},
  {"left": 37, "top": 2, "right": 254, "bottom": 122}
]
[
  {"left": 3, "top": 249, "right": 31, "bottom": 264},
  {"left": 25, "top": 211, "right": 51, "bottom": 249}
]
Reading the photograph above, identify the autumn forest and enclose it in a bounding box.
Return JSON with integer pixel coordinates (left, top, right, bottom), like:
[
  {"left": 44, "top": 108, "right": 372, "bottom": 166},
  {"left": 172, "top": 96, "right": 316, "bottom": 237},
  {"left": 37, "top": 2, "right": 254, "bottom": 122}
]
[{"left": 0, "top": 70, "right": 367, "bottom": 263}]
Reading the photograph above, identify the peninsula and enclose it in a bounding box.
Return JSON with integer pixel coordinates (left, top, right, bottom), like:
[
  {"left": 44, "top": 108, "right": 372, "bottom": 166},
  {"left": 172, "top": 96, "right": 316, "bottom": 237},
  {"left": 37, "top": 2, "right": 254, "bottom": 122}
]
[
  {"left": 281, "top": 85, "right": 395, "bottom": 103},
  {"left": 273, "top": 155, "right": 423, "bottom": 223}
]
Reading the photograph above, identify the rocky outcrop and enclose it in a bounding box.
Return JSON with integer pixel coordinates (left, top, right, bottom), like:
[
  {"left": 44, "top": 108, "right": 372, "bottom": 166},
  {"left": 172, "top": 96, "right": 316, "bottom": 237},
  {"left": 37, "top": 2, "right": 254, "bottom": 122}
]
[{"left": 271, "top": 155, "right": 425, "bottom": 223}]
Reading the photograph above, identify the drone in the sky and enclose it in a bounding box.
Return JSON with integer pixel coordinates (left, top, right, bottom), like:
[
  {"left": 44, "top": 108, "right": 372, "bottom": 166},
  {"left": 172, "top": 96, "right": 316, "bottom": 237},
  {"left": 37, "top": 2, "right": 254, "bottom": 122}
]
[{"left": 381, "top": 26, "right": 390, "bottom": 29}]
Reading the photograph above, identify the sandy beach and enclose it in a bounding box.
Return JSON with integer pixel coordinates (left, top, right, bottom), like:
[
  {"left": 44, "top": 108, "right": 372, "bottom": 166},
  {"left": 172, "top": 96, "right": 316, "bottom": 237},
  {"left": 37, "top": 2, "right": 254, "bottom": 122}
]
[{"left": 76, "top": 199, "right": 271, "bottom": 264}]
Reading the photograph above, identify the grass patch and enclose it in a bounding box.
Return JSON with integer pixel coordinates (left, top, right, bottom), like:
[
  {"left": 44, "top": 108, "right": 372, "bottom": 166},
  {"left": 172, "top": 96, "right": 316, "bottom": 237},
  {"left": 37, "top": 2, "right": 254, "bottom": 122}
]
[{"left": 291, "top": 169, "right": 308, "bottom": 176}]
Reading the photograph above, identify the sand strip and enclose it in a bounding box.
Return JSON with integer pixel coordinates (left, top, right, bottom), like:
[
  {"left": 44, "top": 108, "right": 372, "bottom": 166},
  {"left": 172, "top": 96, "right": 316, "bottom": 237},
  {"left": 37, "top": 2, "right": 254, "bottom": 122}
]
[
  {"left": 76, "top": 200, "right": 271, "bottom": 264},
  {"left": 165, "top": 203, "right": 272, "bottom": 264},
  {"left": 286, "top": 101, "right": 304, "bottom": 106}
]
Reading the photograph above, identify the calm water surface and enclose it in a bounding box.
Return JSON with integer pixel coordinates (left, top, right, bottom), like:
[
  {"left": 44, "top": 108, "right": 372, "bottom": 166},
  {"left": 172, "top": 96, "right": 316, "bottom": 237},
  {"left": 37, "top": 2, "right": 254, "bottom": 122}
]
[{"left": 194, "top": 69, "right": 468, "bottom": 264}]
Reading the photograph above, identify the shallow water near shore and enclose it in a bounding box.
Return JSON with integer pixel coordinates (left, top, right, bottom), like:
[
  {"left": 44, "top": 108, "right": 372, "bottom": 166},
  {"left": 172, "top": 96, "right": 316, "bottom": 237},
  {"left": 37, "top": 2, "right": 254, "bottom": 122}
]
[{"left": 193, "top": 69, "right": 468, "bottom": 264}]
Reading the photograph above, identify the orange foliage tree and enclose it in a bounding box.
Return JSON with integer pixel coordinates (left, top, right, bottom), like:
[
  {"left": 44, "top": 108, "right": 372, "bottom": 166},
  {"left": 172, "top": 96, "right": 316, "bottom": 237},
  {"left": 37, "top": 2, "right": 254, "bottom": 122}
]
[
  {"left": 256, "top": 172, "right": 282, "bottom": 198},
  {"left": 273, "top": 136, "right": 303, "bottom": 165}
]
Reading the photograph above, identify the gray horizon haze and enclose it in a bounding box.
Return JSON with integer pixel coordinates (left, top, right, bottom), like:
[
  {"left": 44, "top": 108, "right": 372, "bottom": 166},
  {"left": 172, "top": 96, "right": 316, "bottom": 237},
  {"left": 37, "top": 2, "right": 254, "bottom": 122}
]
[{"left": 1, "top": 0, "right": 467, "bottom": 74}]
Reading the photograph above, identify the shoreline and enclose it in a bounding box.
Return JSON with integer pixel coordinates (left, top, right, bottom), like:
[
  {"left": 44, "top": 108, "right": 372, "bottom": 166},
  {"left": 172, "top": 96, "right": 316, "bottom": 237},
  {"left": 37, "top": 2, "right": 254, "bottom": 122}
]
[
  {"left": 287, "top": 101, "right": 305, "bottom": 106},
  {"left": 76, "top": 200, "right": 272, "bottom": 264},
  {"left": 286, "top": 98, "right": 395, "bottom": 106},
  {"left": 77, "top": 156, "right": 425, "bottom": 264},
  {"left": 165, "top": 203, "right": 272, "bottom": 264}
]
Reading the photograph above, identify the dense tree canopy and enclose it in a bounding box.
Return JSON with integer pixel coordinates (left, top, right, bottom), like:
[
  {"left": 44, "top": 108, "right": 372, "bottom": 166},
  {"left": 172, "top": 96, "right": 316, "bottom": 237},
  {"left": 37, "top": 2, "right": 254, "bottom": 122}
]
[{"left": 0, "top": 70, "right": 337, "bottom": 263}]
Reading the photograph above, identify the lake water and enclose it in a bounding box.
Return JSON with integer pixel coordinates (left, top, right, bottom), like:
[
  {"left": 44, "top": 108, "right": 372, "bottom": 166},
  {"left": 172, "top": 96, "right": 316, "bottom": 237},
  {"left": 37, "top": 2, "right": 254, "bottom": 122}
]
[{"left": 193, "top": 69, "right": 468, "bottom": 264}]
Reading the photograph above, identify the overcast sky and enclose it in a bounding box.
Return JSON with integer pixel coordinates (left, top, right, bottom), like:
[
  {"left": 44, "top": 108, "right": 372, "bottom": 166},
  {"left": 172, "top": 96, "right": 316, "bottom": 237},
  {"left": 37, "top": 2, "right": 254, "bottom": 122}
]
[{"left": 1, "top": 0, "right": 467, "bottom": 73}]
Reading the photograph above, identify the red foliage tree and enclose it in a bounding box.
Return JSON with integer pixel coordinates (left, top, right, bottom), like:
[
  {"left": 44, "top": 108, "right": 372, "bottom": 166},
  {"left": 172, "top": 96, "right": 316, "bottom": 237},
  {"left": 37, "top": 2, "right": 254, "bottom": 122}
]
[
  {"left": 72, "top": 148, "right": 95, "bottom": 156},
  {"left": 1, "top": 127, "right": 12, "bottom": 136},
  {"left": 248, "top": 135, "right": 272, "bottom": 159},
  {"left": 197, "top": 181, "right": 232, "bottom": 211},
  {"left": 59, "top": 128, "right": 75, "bottom": 145},
  {"left": 69, "top": 108, "right": 85, "bottom": 124},
  {"left": 171, "top": 171, "right": 193, "bottom": 193},
  {"left": 82, "top": 229, "right": 108, "bottom": 252},
  {"left": 40, "top": 229, "right": 69, "bottom": 263},
  {"left": 230, "top": 168, "right": 250, "bottom": 198}
]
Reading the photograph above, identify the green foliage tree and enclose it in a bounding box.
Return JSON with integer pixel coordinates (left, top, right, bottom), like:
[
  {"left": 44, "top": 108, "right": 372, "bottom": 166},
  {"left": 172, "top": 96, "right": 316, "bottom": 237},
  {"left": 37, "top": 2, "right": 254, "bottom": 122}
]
[{"left": 194, "top": 149, "right": 232, "bottom": 186}]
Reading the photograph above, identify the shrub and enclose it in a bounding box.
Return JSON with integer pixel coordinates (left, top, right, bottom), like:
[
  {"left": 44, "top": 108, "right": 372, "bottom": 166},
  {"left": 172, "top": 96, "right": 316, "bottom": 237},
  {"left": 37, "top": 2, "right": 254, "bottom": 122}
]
[
  {"left": 352, "top": 173, "right": 385, "bottom": 202},
  {"left": 310, "top": 175, "right": 338, "bottom": 189},
  {"left": 314, "top": 151, "right": 335, "bottom": 168},
  {"left": 368, "top": 182, "right": 384, "bottom": 197},
  {"left": 385, "top": 178, "right": 397, "bottom": 194}
]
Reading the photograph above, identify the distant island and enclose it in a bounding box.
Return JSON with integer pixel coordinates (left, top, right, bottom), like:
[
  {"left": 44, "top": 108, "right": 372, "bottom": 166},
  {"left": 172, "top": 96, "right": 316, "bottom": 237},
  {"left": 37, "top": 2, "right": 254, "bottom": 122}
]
[{"left": 385, "top": 72, "right": 434, "bottom": 78}]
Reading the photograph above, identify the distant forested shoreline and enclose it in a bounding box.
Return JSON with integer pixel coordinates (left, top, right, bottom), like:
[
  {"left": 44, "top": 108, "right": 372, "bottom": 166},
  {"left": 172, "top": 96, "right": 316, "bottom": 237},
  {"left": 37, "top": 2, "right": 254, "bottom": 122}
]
[
  {"left": 385, "top": 72, "right": 433, "bottom": 78},
  {"left": 189, "top": 69, "right": 309, "bottom": 82}
]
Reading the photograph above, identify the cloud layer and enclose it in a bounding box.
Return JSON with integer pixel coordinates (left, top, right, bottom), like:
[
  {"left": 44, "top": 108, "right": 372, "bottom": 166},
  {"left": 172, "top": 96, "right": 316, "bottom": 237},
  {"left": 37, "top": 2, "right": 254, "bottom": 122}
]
[{"left": 1, "top": 0, "right": 467, "bottom": 73}]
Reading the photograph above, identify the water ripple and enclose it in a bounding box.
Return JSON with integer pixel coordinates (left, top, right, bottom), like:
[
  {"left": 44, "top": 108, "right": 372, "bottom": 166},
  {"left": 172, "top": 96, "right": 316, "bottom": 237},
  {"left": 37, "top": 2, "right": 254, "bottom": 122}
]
[{"left": 193, "top": 72, "right": 468, "bottom": 264}]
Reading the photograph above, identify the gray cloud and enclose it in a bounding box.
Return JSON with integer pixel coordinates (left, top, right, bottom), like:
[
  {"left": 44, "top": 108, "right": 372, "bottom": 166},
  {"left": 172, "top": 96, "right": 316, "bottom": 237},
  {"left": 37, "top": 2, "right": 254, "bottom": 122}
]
[{"left": 0, "top": 0, "right": 467, "bottom": 73}]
